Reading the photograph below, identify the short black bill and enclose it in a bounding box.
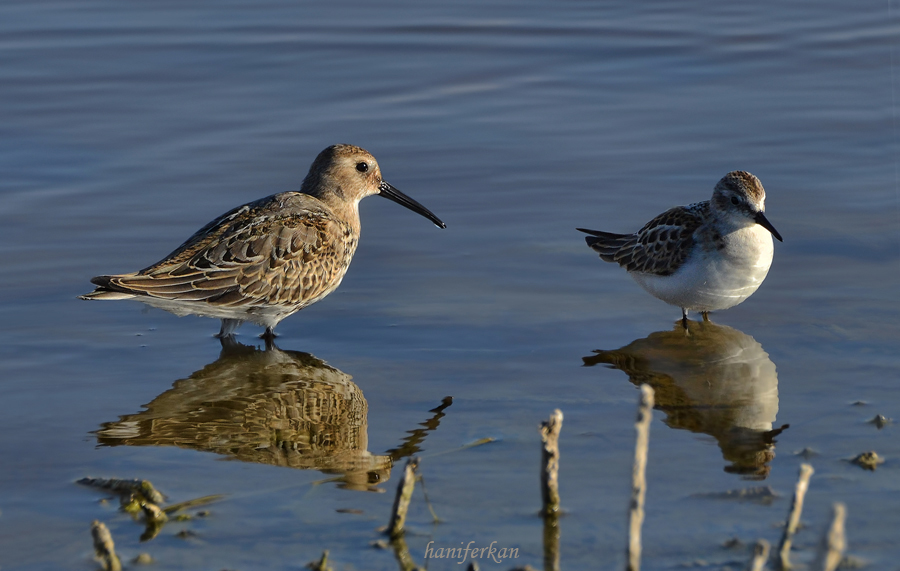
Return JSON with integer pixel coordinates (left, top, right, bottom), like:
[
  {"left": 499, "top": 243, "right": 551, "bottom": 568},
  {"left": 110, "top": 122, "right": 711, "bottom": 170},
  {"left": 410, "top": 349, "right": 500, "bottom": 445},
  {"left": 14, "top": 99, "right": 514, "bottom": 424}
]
[
  {"left": 378, "top": 180, "right": 446, "bottom": 229},
  {"left": 754, "top": 211, "right": 783, "bottom": 242}
]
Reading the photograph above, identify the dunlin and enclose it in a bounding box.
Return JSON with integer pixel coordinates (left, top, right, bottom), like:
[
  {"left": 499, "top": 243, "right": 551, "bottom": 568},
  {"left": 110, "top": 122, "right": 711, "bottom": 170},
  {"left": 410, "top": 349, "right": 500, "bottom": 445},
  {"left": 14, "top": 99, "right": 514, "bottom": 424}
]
[
  {"left": 578, "top": 171, "right": 782, "bottom": 327},
  {"left": 80, "top": 144, "right": 446, "bottom": 338}
]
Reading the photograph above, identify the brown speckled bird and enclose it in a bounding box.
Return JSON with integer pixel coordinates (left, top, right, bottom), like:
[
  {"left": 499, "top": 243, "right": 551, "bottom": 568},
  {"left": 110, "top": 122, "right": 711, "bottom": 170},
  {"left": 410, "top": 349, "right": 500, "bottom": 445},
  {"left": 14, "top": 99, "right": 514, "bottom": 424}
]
[{"left": 80, "top": 144, "right": 446, "bottom": 338}]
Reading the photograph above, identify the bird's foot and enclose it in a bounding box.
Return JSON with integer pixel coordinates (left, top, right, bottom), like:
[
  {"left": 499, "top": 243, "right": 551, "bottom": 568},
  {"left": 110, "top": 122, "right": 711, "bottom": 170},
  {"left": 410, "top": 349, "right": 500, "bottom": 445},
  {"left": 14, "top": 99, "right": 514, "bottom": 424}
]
[
  {"left": 260, "top": 328, "right": 278, "bottom": 350},
  {"left": 681, "top": 309, "right": 693, "bottom": 337}
]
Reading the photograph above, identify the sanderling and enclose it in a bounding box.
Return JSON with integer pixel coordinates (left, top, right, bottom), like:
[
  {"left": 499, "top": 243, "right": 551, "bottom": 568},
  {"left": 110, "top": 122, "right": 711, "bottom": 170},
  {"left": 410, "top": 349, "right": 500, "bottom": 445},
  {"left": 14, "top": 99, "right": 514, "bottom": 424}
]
[
  {"left": 578, "top": 171, "right": 782, "bottom": 327},
  {"left": 81, "top": 144, "right": 446, "bottom": 338}
]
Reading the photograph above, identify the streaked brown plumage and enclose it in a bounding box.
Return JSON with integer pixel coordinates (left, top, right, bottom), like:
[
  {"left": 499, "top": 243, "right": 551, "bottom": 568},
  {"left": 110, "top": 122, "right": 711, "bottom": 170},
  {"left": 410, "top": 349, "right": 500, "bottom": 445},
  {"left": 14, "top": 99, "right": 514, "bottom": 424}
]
[{"left": 80, "top": 144, "right": 446, "bottom": 338}]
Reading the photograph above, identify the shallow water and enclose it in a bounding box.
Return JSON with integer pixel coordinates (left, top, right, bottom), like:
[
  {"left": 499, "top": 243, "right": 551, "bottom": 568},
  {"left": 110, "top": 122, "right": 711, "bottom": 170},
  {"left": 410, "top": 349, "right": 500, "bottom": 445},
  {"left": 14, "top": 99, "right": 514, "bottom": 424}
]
[{"left": 1, "top": 1, "right": 898, "bottom": 569}]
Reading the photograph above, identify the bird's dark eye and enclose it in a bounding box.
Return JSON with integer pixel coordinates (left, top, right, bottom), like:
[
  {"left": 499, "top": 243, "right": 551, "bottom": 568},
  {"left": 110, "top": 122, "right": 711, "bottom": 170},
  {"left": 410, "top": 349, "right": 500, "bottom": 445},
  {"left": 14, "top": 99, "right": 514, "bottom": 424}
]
[
  {"left": 356, "top": 162, "right": 368, "bottom": 173},
  {"left": 730, "top": 196, "right": 740, "bottom": 206}
]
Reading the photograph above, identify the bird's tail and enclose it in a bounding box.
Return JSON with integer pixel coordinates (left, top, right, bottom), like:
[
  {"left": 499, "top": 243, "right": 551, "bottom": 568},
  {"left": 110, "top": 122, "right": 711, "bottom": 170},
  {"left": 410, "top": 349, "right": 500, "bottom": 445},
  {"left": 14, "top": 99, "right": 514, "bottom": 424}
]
[{"left": 576, "top": 228, "right": 633, "bottom": 263}]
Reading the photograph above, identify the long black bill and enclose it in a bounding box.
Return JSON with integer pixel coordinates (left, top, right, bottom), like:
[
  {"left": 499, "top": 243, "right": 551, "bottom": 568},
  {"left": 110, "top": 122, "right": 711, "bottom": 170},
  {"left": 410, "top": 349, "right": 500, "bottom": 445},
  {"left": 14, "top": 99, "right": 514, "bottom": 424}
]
[
  {"left": 378, "top": 180, "right": 447, "bottom": 229},
  {"left": 754, "top": 211, "right": 783, "bottom": 242}
]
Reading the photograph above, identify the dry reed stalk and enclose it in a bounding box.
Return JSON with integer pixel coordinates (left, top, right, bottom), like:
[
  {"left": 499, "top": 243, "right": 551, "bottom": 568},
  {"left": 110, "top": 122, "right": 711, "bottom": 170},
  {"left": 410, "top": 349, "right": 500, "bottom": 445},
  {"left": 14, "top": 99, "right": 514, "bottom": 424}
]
[
  {"left": 90, "top": 520, "right": 122, "bottom": 571},
  {"left": 746, "top": 539, "right": 770, "bottom": 571},
  {"left": 627, "top": 384, "right": 654, "bottom": 571},
  {"left": 813, "top": 503, "right": 846, "bottom": 571},
  {"left": 543, "top": 511, "right": 561, "bottom": 571},
  {"left": 387, "top": 457, "right": 419, "bottom": 538},
  {"left": 777, "top": 463, "right": 814, "bottom": 570},
  {"left": 540, "top": 409, "right": 564, "bottom": 516}
]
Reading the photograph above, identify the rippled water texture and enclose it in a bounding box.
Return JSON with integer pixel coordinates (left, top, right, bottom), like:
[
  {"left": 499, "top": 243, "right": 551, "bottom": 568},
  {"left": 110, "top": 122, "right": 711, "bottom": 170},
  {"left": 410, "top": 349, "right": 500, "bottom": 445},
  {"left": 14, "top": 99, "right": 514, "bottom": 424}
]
[{"left": 1, "top": 1, "right": 898, "bottom": 569}]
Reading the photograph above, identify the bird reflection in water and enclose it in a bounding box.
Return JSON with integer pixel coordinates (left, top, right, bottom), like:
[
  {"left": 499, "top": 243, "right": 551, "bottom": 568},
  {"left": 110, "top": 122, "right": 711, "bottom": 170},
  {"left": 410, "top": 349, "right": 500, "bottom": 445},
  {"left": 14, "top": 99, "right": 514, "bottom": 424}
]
[
  {"left": 584, "top": 320, "right": 788, "bottom": 479},
  {"left": 96, "top": 338, "right": 451, "bottom": 491}
]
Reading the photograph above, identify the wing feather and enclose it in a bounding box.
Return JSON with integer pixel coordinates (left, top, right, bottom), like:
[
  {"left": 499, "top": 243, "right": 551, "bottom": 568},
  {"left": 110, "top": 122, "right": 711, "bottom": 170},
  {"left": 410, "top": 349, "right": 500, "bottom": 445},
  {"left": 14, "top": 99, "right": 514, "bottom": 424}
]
[
  {"left": 579, "top": 201, "right": 708, "bottom": 276},
  {"left": 84, "top": 193, "right": 357, "bottom": 311}
]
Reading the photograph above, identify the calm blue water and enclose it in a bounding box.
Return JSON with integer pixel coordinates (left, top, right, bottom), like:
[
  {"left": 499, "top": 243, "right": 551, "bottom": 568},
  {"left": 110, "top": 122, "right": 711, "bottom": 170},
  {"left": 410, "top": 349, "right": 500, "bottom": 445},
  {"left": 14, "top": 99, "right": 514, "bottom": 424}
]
[{"left": 1, "top": 1, "right": 898, "bottom": 569}]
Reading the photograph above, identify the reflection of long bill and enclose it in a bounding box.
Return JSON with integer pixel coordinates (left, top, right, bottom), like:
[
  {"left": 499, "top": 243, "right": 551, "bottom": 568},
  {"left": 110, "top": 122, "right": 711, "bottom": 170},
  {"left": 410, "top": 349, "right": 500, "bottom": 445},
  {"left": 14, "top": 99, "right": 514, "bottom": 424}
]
[
  {"left": 96, "top": 339, "right": 391, "bottom": 491},
  {"left": 584, "top": 320, "right": 787, "bottom": 479}
]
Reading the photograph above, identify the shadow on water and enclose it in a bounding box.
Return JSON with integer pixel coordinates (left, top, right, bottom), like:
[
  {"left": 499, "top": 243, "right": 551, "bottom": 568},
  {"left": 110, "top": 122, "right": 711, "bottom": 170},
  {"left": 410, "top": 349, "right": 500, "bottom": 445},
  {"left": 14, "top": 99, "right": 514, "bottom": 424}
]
[
  {"left": 584, "top": 320, "right": 788, "bottom": 480},
  {"left": 95, "top": 338, "right": 451, "bottom": 492}
]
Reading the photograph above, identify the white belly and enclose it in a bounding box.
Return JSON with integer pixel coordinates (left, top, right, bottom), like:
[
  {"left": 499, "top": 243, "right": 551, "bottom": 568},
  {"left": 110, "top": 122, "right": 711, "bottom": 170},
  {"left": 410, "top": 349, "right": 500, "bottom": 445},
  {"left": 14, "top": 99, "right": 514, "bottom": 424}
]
[{"left": 632, "top": 225, "right": 774, "bottom": 312}]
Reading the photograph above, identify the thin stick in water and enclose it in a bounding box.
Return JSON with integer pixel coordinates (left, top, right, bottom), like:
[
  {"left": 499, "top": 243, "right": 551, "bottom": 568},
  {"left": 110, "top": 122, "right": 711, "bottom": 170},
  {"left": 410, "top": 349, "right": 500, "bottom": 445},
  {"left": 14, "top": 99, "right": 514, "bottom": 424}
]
[
  {"left": 543, "top": 510, "right": 561, "bottom": 571},
  {"left": 390, "top": 534, "right": 420, "bottom": 571},
  {"left": 813, "top": 503, "right": 846, "bottom": 571},
  {"left": 162, "top": 494, "right": 224, "bottom": 514},
  {"left": 777, "top": 463, "right": 814, "bottom": 570},
  {"left": 539, "top": 409, "right": 563, "bottom": 571},
  {"left": 79, "top": 477, "right": 165, "bottom": 505},
  {"left": 746, "top": 539, "right": 770, "bottom": 571},
  {"left": 540, "top": 409, "right": 564, "bottom": 517},
  {"left": 386, "top": 457, "right": 419, "bottom": 539},
  {"left": 627, "top": 384, "right": 654, "bottom": 571},
  {"left": 90, "top": 520, "right": 122, "bottom": 571},
  {"left": 307, "top": 550, "right": 332, "bottom": 571},
  {"left": 417, "top": 474, "right": 442, "bottom": 524}
]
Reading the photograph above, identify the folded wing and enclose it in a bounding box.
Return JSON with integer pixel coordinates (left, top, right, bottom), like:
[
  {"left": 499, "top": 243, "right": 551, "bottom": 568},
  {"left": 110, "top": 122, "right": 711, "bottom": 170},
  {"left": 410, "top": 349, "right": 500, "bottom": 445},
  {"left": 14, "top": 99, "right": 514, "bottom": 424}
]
[
  {"left": 81, "top": 194, "right": 355, "bottom": 311},
  {"left": 578, "top": 202, "right": 708, "bottom": 276}
]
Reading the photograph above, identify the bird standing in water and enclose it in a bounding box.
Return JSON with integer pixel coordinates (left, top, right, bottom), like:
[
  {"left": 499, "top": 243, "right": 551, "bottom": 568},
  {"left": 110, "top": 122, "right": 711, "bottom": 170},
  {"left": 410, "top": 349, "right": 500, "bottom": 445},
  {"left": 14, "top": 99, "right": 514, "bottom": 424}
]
[
  {"left": 80, "top": 144, "right": 446, "bottom": 339},
  {"left": 578, "top": 171, "right": 782, "bottom": 328}
]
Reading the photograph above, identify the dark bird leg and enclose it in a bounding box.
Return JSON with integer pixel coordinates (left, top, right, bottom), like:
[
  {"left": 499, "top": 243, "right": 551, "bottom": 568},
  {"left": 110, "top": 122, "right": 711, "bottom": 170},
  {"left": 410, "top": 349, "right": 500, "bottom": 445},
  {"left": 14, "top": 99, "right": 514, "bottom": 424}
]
[
  {"left": 701, "top": 311, "right": 710, "bottom": 322},
  {"left": 260, "top": 327, "right": 278, "bottom": 342},
  {"left": 681, "top": 308, "right": 689, "bottom": 330}
]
